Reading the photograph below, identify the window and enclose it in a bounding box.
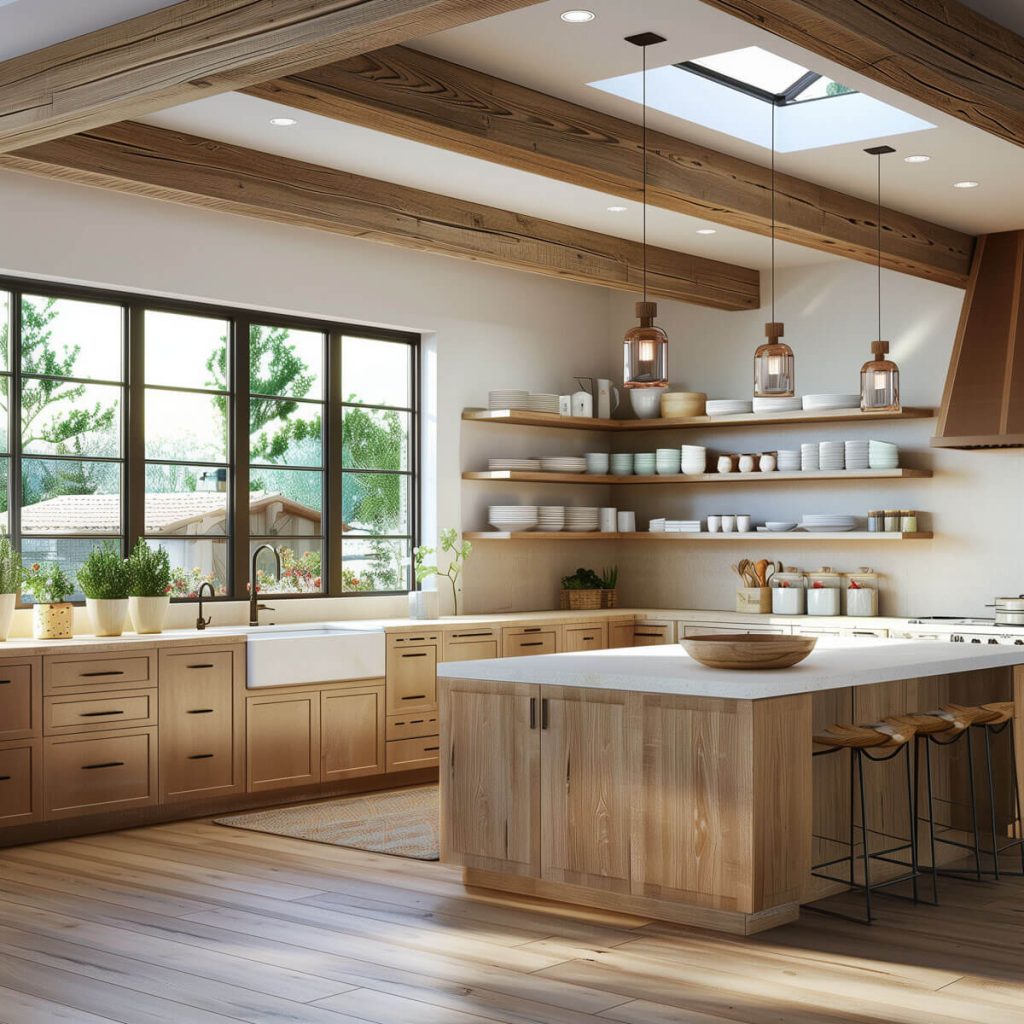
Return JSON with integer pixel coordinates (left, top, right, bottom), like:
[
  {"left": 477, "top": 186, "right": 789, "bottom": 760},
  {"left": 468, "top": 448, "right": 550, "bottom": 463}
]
[{"left": 0, "top": 277, "right": 419, "bottom": 601}]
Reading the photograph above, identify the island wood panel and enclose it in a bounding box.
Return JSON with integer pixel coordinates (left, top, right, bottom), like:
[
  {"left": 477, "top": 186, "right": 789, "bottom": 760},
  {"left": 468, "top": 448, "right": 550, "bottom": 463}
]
[
  {"left": 0, "top": 0, "right": 545, "bottom": 153},
  {"left": 248, "top": 46, "right": 974, "bottom": 285},
  {"left": 4, "top": 123, "right": 760, "bottom": 311}
]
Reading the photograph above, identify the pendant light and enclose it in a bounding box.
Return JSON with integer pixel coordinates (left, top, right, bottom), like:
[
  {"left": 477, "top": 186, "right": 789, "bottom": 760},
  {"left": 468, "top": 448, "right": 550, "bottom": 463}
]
[
  {"left": 622, "top": 32, "right": 668, "bottom": 418},
  {"left": 860, "top": 145, "right": 901, "bottom": 412},
  {"left": 753, "top": 101, "right": 795, "bottom": 398}
]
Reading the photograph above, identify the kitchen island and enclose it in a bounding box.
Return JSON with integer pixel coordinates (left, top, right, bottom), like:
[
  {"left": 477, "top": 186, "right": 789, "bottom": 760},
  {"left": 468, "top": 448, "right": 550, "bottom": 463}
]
[{"left": 438, "top": 638, "right": 1024, "bottom": 934}]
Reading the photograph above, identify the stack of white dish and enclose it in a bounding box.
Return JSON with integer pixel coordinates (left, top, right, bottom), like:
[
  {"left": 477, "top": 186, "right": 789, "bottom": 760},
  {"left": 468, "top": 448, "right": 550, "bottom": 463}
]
[
  {"left": 776, "top": 449, "right": 800, "bottom": 472},
  {"left": 565, "top": 506, "right": 600, "bottom": 532},
  {"left": 489, "top": 505, "right": 538, "bottom": 531},
  {"left": 800, "top": 514, "right": 858, "bottom": 533},
  {"left": 844, "top": 439, "right": 870, "bottom": 470},
  {"left": 538, "top": 506, "right": 565, "bottom": 531},
  {"left": 488, "top": 457, "right": 541, "bottom": 472},
  {"left": 649, "top": 518, "right": 702, "bottom": 533},
  {"left": 585, "top": 452, "right": 610, "bottom": 474},
  {"left": 489, "top": 389, "right": 530, "bottom": 410},
  {"left": 800, "top": 443, "right": 820, "bottom": 471},
  {"left": 869, "top": 440, "right": 900, "bottom": 469},
  {"left": 681, "top": 445, "right": 706, "bottom": 474},
  {"left": 752, "top": 396, "right": 802, "bottom": 413},
  {"left": 819, "top": 441, "right": 845, "bottom": 471},
  {"left": 524, "top": 393, "right": 559, "bottom": 413},
  {"left": 706, "top": 399, "right": 753, "bottom": 416},
  {"left": 802, "top": 394, "right": 861, "bottom": 411},
  {"left": 656, "top": 448, "right": 680, "bottom": 475},
  {"left": 765, "top": 521, "right": 798, "bottom": 532},
  {"left": 540, "top": 456, "right": 587, "bottom": 473},
  {"left": 633, "top": 453, "right": 657, "bottom": 477},
  {"left": 610, "top": 453, "right": 634, "bottom": 476}
]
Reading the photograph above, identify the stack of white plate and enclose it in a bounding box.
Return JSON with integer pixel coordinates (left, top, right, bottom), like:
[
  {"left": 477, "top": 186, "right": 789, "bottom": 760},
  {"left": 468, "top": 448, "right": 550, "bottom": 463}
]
[
  {"left": 650, "top": 518, "right": 701, "bottom": 532},
  {"left": 540, "top": 456, "right": 586, "bottom": 473},
  {"left": 801, "top": 443, "right": 820, "bottom": 471},
  {"left": 656, "top": 448, "right": 680, "bottom": 475},
  {"left": 525, "top": 393, "right": 559, "bottom": 413},
  {"left": 489, "top": 389, "right": 530, "bottom": 410},
  {"left": 610, "top": 453, "right": 634, "bottom": 476},
  {"left": 633, "top": 453, "right": 657, "bottom": 477},
  {"left": 488, "top": 457, "right": 541, "bottom": 472},
  {"left": 681, "top": 444, "right": 706, "bottom": 474},
  {"left": 819, "top": 441, "right": 845, "bottom": 471},
  {"left": 869, "top": 440, "right": 900, "bottom": 469},
  {"left": 802, "top": 394, "right": 861, "bottom": 411},
  {"left": 844, "top": 439, "right": 870, "bottom": 470},
  {"left": 565, "top": 507, "right": 600, "bottom": 532},
  {"left": 489, "top": 505, "right": 539, "bottom": 531},
  {"left": 752, "top": 396, "right": 802, "bottom": 413},
  {"left": 538, "top": 506, "right": 565, "bottom": 531},
  {"left": 707, "top": 399, "right": 754, "bottom": 416},
  {"left": 800, "top": 514, "right": 858, "bottom": 533},
  {"left": 777, "top": 449, "right": 800, "bottom": 472}
]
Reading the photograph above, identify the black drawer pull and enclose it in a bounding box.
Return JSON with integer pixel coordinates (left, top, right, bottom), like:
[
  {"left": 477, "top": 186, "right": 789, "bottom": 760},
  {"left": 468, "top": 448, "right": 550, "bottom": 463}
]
[
  {"left": 79, "top": 710, "right": 125, "bottom": 717},
  {"left": 81, "top": 761, "right": 124, "bottom": 770},
  {"left": 410, "top": 718, "right": 424, "bottom": 724},
  {"left": 541, "top": 698, "right": 549, "bottom": 730},
  {"left": 401, "top": 694, "right": 426, "bottom": 701},
  {"left": 187, "top": 708, "right": 214, "bottom": 715},
  {"left": 582, "top": 636, "right": 595, "bottom": 641},
  {"left": 188, "top": 753, "right": 215, "bottom": 760},
  {"left": 0, "top": 679, "right": 11, "bottom": 685},
  {"left": 522, "top": 627, "right": 542, "bottom": 633},
  {"left": 520, "top": 641, "right": 544, "bottom": 648},
  {"left": 401, "top": 652, "right": 428, "bottom": 659},
  {"left": 530, "top": 697, "right": 537, "bottom": 729},
  {"left": 424, "top": 746, "right": 439, "bottom": 752},
  {"left": 0, "top": 775, "right": 10, "bottom": 781},
  {"left": 188, "top": 664, "right": 215, "bottom": 670},
  {"left": 634, "top": 632, "right": 661, "bottom": 637},
  {"left": 453, "top": 631, "right": 491, "bottom": 639},
  {"left": 80, "top": 670, "right": 125, "bottom": 678}
]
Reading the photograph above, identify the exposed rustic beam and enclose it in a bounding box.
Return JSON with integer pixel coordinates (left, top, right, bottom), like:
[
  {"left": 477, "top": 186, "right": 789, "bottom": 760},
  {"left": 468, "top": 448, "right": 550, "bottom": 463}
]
[
  {"left": 245, "top": 45, "right": 974, "bottom": 287},
  {"left": 695, "top": 0, "right": 1024, "bottom": 152},
  {"left": 0, "top": 0, "right": 544, "bottom": 154},
  {"left": 0, "top": 122, "right": 759, "bottom": 310}
]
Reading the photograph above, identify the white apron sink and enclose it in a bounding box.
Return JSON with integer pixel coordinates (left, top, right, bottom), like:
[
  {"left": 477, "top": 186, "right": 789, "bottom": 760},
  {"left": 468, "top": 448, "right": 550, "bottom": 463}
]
[{"left": 245, "top": 624, "right": 386, "bottom": 688}]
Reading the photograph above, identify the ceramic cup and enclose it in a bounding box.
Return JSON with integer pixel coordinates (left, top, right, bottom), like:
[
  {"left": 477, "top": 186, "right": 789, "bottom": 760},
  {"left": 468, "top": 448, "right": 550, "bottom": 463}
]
[
  {"left": 759, "top": 454, "right": 777, "bottom": 472},
  {"left": 599, "top": 507, "right": 617, "bottom": 533},
  {"left": 738, "top": 454, "right": 755, "bottom": 473},
  {"left": 707, "top": 515, "right": 722, "bottom": 533},
  {"left": 585, "top": 452, "right": 610, "bottom": 474},
  {"left": 721, "top": 514, "right": 736, "bottom": 533},
  {"left": 736, "top": 514, "right": 752, "bottom": 533},
  {"left": 616, "top": 510, "right": 636, "bottom": 532},
  {"left": 717, "top": 455, "right": 734, "bottom": 474}
]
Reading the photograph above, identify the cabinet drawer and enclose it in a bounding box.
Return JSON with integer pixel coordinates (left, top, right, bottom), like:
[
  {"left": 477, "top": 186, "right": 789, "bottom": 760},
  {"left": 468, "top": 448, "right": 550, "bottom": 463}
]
[
  {"left": 43, "top": 728, "right": 157, "bottom": 819},
  {"left": 442, "top": 628, "right": 500, "bottom": 663},
  {"left": 387, "top": 646, "right": 437, "bottom": 714},
  {"left": 0, "top": 663, "right": 40, "bottom": 741},
  {"left": 502, "top": 627, "right": 558, "bottom": 658},
  {"left": 44, "top": 689, "right": 157, "bottom": 735},
  {"left": 0, "top": 739, "right": 42, "bottom": 825},
  {"left": 386, "top": 711, "right": 439, "bottom": 742},
  {"left": 44, "top": 652, "right": 155, "bottom": 695},
  {"left": 386, "top": 735, "right": 440, "bottom": 772},
  {"left": 162, "top": 714, "right": 237, "bottom": 800},
  {"left": 562, "top": 622, "right": 608, "bottom": 652},
  {"left": 632, "top": 622, "right": 673, "bottom": 646},
  {"left": 389, "top": 631, "right": 441, "bottom": 647}
]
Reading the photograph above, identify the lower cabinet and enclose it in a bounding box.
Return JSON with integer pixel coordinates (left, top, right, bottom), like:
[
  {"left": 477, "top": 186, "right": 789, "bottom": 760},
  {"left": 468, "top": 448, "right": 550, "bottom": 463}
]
[
  {"left": 322, "top": 685, "right": 386, "bottom": 781},
  {"left": 502, "top": 626, "right": 559, "bottom": 657},
  {"left": 0, "top": 738, "right": 42, "bottom": 826},
  {"left": 442, "top": 628, "right": 500, "bottom": 662},
  {"left": 562, "top": 622, "right": 608, "bottom": 652}
]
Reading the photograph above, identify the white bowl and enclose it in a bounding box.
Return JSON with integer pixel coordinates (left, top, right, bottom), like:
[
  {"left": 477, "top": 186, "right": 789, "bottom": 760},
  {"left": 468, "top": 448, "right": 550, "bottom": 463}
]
[{"left": 765, "top": 522, "right": 798, "bottom": 531}]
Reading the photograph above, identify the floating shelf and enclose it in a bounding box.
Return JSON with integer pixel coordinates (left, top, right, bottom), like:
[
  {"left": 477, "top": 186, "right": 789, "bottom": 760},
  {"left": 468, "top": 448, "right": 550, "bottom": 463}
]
[
  {"left": 463, "top": 407, "right": 935, "bottom": 432},
  {"left": 464, "top": 469, "right": 932, "bottom": 485},
  {"left": 466, "top": 531, "right": 934, "bottom": 542}
]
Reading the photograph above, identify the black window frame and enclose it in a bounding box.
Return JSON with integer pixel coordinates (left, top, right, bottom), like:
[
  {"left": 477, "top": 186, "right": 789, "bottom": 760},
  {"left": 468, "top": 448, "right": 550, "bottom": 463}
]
[
  {"left": 676, "top": 60, "right": 854, "bottom": 107},
  {"left": 0, "top": 275, "right": 421, "bottom": 603}
]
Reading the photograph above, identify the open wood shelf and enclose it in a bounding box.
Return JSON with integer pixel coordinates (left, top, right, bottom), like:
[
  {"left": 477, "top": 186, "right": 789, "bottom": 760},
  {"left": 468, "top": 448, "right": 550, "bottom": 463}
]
[
  {"left": 466, "top": 531, "right": 934, "bottom": 542},
  {"left": 464, "top": 469, "right": 932, "bottom": 485},
  {"left": 463, "top": 407, "right": 935, "bottom": 432}
]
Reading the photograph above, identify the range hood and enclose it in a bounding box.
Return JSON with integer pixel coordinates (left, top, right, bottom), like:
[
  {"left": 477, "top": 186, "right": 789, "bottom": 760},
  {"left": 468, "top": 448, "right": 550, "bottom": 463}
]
[{"left": 933, "top": 231, "right": 1024, "bottom": 449}]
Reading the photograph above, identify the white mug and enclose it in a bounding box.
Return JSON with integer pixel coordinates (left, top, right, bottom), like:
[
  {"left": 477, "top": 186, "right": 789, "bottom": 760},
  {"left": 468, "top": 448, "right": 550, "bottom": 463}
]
[
  {"left": 736, "top": 514, "right": 752, "bottom": 533},
  {"left": 759, "top": 454, "right": 776, "bottom": 472},
  {"left": 707, "top": 515, "right": 722, "bottom": 533},
  {"left": 738, "top": 454, "right": 755, "bottom": 473},
  {"left": 717, "top": 455, "right": 734, "bottom": 474},
  {"left": 721, "top": 514, "right": 736, "bottom": 533},
  {"left": 572, "top": 390, "right": 593, "bottom": 417},
  {"left": 599, "top": 507, "right": 617, "bottom": 533},
  {"left": 616, "top": 510, "right": 636, "bottom": 532}
]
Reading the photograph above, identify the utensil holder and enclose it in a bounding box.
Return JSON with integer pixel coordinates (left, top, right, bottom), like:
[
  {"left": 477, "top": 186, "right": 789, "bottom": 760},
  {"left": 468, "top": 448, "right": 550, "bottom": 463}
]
[{"left": 736, "top": 588, "right": 772, "bottom": 614}]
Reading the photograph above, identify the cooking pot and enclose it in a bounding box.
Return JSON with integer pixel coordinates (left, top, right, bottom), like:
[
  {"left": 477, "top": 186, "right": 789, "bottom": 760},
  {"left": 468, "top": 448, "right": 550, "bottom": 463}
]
[{"left": 990, "top": 596, "right": 1024, "bottom": 626}]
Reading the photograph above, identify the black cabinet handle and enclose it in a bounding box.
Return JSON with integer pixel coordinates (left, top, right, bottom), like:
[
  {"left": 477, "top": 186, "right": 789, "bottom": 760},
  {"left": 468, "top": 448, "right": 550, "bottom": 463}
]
[
  {"left": 401, "top": 694, "right": 426, "bottom": 701},
  {"left": 81, "top": 761, "right": 124, "bottom": 770},
  {"left": 0, "top": 775, "right": 10, "bottom": 781},
  {"left": 79, "top": 710, "right": 125, "bottom": 718},
  {"left": 521, "top": 641, "right": 544, "bottom": 648},
  {"left": 187, "top": 709, "right": 214, "bottom": 715},
  {"left": 541, "top": 698, "right": 549, "bottom": 730},
  {"left": 0, "top": 679, "right": 11, "bottom": 685},
  {"left": 188, "top": 753, "right": 215, "bottom": 760},
  {"left": 81, "top": 670, "right": 125, "bottom": 678},
  {"left": 529, "top": 697, "right": 537, "bottom": 729},
  {"left": 188, "top": 664, "right": 214, "bottom": 670},
  {"left": 401, "top": 652, "right": 428, "bottom": 659},
  {"left": 424, "top": 746, "right": 439, "bottom": 752},
  {"left": 452, "top": 631, "right": 491, "bottom": 639},
  {"left": 523, "top": 627, "right": 542, "bottom": 633}
]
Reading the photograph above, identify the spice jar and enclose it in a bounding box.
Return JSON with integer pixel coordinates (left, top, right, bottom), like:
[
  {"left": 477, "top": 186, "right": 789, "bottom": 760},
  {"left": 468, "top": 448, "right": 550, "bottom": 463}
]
[
  {"left": 867, "top": 510, "right": 884, "bottom": 532},
  {"left": 883, "top": 510, "right": 900, "bottom": 532},
  {"left": 900, "top": 509, "right": 918, "bottom": 533}
]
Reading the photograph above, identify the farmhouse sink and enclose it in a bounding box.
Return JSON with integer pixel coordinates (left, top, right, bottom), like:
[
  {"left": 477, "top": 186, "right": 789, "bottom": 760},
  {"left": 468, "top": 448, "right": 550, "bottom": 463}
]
[{"left": 245, "top": 624, "right": 386, "bottom": 688}]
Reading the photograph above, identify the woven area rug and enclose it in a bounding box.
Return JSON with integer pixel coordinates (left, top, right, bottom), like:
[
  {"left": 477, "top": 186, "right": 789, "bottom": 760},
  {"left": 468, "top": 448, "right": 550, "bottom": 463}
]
[{"left": 215, "top": 784, "right": 440, "bottom": 860}]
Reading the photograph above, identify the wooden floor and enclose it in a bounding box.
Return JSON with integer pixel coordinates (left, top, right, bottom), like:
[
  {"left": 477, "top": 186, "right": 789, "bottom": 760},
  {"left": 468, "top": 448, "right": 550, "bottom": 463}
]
[{"left": 1, "top": 817, "right": 1023, "bottom": 1024}]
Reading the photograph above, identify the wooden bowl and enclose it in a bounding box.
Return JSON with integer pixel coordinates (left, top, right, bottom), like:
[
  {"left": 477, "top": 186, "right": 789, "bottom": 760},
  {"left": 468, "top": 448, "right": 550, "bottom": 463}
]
[
  {"left": 680, "top": 633, "right": 817, "bottom": 670},
  {"left": 660, "top": 391, "right": 706, "bottom": 418}
]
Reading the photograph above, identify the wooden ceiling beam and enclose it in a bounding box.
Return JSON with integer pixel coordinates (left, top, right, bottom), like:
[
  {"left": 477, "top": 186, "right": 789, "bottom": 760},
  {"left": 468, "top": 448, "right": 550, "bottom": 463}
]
[
  {"left": 0, "top": 0, "right": 544, "bottom": 154},
  {"left": 245, "top": 45, "right": 974, "bottom": 287},
  {"left": 695, "top": 0, "right": 1024, "bottom": 152},
  {"left": 0, "top": 122, "right": 760, "bottom": 310}
]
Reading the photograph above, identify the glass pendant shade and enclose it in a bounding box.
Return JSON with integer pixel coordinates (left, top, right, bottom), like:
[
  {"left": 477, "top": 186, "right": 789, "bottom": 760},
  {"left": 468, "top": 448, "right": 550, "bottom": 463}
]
[
  {"left": 624, "top": 301, "right": 668, "bottom": 386},
  {"left": 860, "top": 340, "right": 900, "bottom": 411},
  {"left": 753, "top": 322, "right": 794, "bottom": 397}
]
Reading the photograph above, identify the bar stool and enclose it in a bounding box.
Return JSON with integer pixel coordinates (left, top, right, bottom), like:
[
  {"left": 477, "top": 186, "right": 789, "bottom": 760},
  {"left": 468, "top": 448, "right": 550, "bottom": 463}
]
[{"left": 810, "top": 720, "right": 921, "bottom": 923}]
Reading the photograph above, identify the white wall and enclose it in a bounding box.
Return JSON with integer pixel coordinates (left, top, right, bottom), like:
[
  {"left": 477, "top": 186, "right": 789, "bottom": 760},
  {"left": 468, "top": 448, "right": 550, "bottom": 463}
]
[{"left": 606, "top": 261, "right": 1023, "bottom": 617}]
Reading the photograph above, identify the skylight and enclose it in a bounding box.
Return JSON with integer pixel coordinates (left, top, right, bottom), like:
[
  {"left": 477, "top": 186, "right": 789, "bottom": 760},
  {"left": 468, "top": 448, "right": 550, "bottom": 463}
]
[{"left": 590, "top": 45, "right": 935, "bottom": 153}]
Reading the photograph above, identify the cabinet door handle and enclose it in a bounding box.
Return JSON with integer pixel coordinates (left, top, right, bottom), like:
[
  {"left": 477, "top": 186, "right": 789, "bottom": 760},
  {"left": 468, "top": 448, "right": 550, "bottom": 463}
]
[
  {"left": 521, "top": 641, "right": 544, "bottom": 648},
  {"left": 80, "top": 670, "right": 125, "bottom": 678},
  {"left": 79, "top": 709, "right": 125, "bottom": 717},
  {"left": 187, "top": 708, "right": 214, "bottom": 715},
  {"left": 529, "top": 697, "right": 537, "bottom": 729},
  {"left": 81, "top": 761, "right": 124, "bottom": 770},
  {"left": 401, "top": 694, "right": 426, "bottom": 701},
  {"left": 401, "top": 652, "right": 428, "bottom": 659},
  {"left": 523, "top": 627, "right": 542, "bottom": 633},
  {"left": 0, "top": 679, "right": 11, "bottom": 685},
  {"left": 187, "top": 664, "right": 215, "bottom": 670},
  {"left": 424, "top": 746, "right": 439, "bottom": 752},
  {"left": 452, "top": 631, "right": 491, "bottom": 639},
  {"left": 0, "top": 775, "right": 10, "bottom": 781},
  {"left": 188, "top": 753, "right": 215, "bottom": 760},
  {"left": 541, "top": 698, "right": 549, "bottom": 730}
]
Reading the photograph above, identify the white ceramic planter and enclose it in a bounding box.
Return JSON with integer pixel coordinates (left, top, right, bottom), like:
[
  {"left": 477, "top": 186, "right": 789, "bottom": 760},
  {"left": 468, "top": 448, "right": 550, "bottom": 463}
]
[
  {"left": 0, "top": 592, "right": 15, "bottom": 641},
  {"left": 129, "top": 595, "right": 170, "bottom": 634},
  {"left": 86, "top": 597, "right": 129, "bottom": 637},
  {"left": 408, "top": 588, "right": 440, "bottom": 620},
  {"left": 33, "top": 601, "right": 73, "bottom": 640}
]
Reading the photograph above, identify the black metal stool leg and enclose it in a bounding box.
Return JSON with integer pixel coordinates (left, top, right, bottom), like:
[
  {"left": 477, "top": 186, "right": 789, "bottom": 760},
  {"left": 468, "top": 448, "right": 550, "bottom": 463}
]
[
  {"left": 857, "top": 749, "right": 874, "bottom": 923},
  {"left": 923, "top": 736, "right": 940, "bottom": 903},
  {"left": 905, "top": 741, "right": 919, "bottom": 903},
  {"left": 1010, "top": 722, "right": 1024, "bottom": 875},
  {"left": 848, "top": 747, "right": 856, "bottom": 889},
  {"left": 966, "top": 729, "right": 983, "bottom": 881},
  {"left": 982, "top": 725, "right": 1001, "bottom": 880}
]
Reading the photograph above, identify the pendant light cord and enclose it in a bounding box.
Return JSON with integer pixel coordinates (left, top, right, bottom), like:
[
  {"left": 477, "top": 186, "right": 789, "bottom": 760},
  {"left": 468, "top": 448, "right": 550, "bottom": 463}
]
[
  {"left": 770, "top": 102, "right": 776, "bottom": 324},
  {"left": 876, "top": 152, "right": 882, "bottom": 342},
  {"left": 642, "top": 43, "right": 648, "bottom": 304}
]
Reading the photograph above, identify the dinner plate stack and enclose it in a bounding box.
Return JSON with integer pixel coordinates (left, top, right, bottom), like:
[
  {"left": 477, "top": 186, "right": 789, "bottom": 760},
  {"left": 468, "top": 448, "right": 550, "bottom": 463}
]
[
  {"left": 524, "top": 393, "right": 560, "bottom": 414},
  {"left": 488, "top": 505, "right": 539, "bottom": 531},
  {"left": 565, "top": 506, "right": 600, "bottom": 532},
  {"left": 752, "top": 396, "right": 802, "bottom": 414},
  {"left": 488, "top": 457, "right": 541, "bottom": 472},
  {"left": 488, "top": 389, "right": 530, "bottom": 410},
  {"left": 539, "top": 456, "right": 587, "bottom": 474},
  {"left": 538, "top": 506, "right": 565, "bottom": 532},
  {"left": 800, "top": 514, "right": 858, "bottom": 533},
  {"left": 656, "top": 448, "right": 681, "bottom": 475},
  {"left": 706, "top": 399, "right": 754, "bottom": 417},
  {"left": 681, "top": 445, "right": 706, "bottom": 474},
  {"left": 844, "top": 439, "right": 870, "bottom": 470},
  {"left": 633, "top": 452, "right": 656, "bottom": 477},
  {"left": 802, "top": 393, "right": 861, "bottom": 411},
  {"left": 649, "top": 518, "right": 701, "bottom": 533},
  {"left": 776, "top": 449, "right": 801, "bottom": 472},
  {"left": 818, "top": 441, "right": 845, "bottom": 471},
  {"left": 800, "top": 443, "right": 820, "bottom": 471},
  {"left": 868, "top": 440, "right": 900, "bottom": 469},
  {"left": 610, "top": 453, "right": 634, "bottom": 476}
]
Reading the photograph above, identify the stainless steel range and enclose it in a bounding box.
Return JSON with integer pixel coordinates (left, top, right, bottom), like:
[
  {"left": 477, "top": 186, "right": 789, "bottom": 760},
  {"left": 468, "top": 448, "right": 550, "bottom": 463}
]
[{"left": 907, "top": 617, "right": 1024, "bottom": 645}]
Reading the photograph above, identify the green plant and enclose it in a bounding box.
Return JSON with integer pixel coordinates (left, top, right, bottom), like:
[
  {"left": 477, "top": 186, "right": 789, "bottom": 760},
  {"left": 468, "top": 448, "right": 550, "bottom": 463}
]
[
  {"left": 169, "top": 566, "right": 223, "bottom": 599},
  {"left": 561, "top": 567, "right": 604, "bottom": 590},
  {"left": 414, "top": 528, "right": 472, "bottom": 614},
  {"left": 126, "top": 539, "right": 172, "bottom": 597},
  {"left": 77, "top": 542, "right": 130, "bottom": 600},
  {"left": 0, "top": 530, "right": 22, "bottom": 595},
  {"left": 600, "top": 565, "right": 619, "bottom": 590},
  {"left": 23, "top": 561, "right": 73, "bottom": 604}
]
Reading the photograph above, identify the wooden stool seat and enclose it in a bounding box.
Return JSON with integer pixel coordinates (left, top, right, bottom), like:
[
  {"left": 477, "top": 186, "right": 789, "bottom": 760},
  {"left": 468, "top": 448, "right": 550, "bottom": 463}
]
[
  {"left": 940, "top": 703, "right": 1004, "bottom": 726},
  {"left": 980, "top": 701, "right": 1015, "bottom": 725},
  {"left": 814, "top": 721, "right": 916, "bottom": 749},
  {"left": 889, "top": 711, "right": 971, "bottom": 735}
]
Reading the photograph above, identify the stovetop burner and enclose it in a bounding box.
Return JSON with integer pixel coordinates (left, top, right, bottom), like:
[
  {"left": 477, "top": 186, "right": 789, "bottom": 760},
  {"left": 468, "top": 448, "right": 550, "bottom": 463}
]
[{"left": 909, "top": 616, "right": 1021, "bottom": 628}]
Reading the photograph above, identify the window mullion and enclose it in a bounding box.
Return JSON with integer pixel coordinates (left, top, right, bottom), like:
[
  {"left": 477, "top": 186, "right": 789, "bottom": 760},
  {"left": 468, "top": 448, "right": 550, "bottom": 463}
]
[
  {"left": 126, "top": 303, "right": 145, "bottom": 556},
  {"left": 231, "top": 318, "right": 250, "bottom": 600},
  {"left": 326, "top": 329, "right": 343, "bottom": 597},
  {"left": 8, "top": 291, "right": 20, "bottom": 564}
]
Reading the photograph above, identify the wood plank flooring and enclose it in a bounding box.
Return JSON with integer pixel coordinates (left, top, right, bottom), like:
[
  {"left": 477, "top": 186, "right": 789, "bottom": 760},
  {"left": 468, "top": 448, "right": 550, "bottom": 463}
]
[{"left": 0, "top": 815, "right": 1023, "bottom": 1023}]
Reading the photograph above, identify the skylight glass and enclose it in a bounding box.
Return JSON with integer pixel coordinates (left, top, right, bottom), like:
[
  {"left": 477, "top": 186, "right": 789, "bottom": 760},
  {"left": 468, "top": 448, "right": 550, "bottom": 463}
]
[{"left": 692, "top": 47, "right": 809, "bottom": 95}]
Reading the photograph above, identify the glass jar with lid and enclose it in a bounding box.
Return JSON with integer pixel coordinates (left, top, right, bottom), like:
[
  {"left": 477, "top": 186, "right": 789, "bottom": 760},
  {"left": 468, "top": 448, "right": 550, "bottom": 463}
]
[
  {"left": 860, "top": 340, "right": 900, "bottom": 412},
  {"left": 806, "top": 567, "right": 842, "bottom": 589},
  {"left": 754, "top": 322, "right": 795, "bottom": 397},
  {"left": 841, "top": 567, "right": 880, "bottom": 616}
]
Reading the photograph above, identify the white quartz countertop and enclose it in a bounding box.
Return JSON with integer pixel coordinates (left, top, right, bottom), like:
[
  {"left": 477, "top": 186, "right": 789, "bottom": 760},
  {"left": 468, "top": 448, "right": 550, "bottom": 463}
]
[{"left": 438, "top": 637, "right": 1024, "bottom": 700}]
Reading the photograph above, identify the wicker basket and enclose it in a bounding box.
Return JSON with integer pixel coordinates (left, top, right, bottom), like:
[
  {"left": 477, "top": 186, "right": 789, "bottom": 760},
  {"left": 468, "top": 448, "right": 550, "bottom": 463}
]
[
  {"left": 602, "top": 589, "right": 619, "bottom": 609},
  {"left": 560, "top": 588, "right": 603, "bottom": 610}
]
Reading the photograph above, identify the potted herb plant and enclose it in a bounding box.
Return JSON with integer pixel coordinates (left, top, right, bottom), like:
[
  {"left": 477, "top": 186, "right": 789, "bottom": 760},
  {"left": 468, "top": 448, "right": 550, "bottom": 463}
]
[
  {"left": 23, "top": 562, "right": 74, "bottom": 640},
  {"left": 126, "top": 539, "right": 172, "bottom": 634},
  {"left": 560, "top": 567, "right": 604, "bottom": 610},
  {"left": 77, "top": 542, "right": 130, "bottom": 637},
  {"left": 0, "top": 530, "right": 22, "bottom": 641},
  {"left": 414, "top": 528, "right": 472, "bottom": 616}
]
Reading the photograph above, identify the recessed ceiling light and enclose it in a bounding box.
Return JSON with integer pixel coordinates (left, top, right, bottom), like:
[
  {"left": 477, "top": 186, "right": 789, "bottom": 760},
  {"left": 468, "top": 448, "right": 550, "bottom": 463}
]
[
  {"left": 606, "top": 205, "right": 628, "bottom": 212},
  {"left": 953, "top": 180, "right": 980, "bottom": 189},
  {"left": 269, "top": 117, "right": 298, "bottom": 127},
  {"left": 696, "top": 228, "right": 717, "bottom": 235},
  {"left": 560, "top": 9, "right": 595, "bottom": 22},
  {"left": 904, "top": 154, "right": 930, "bottom": 163}
]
